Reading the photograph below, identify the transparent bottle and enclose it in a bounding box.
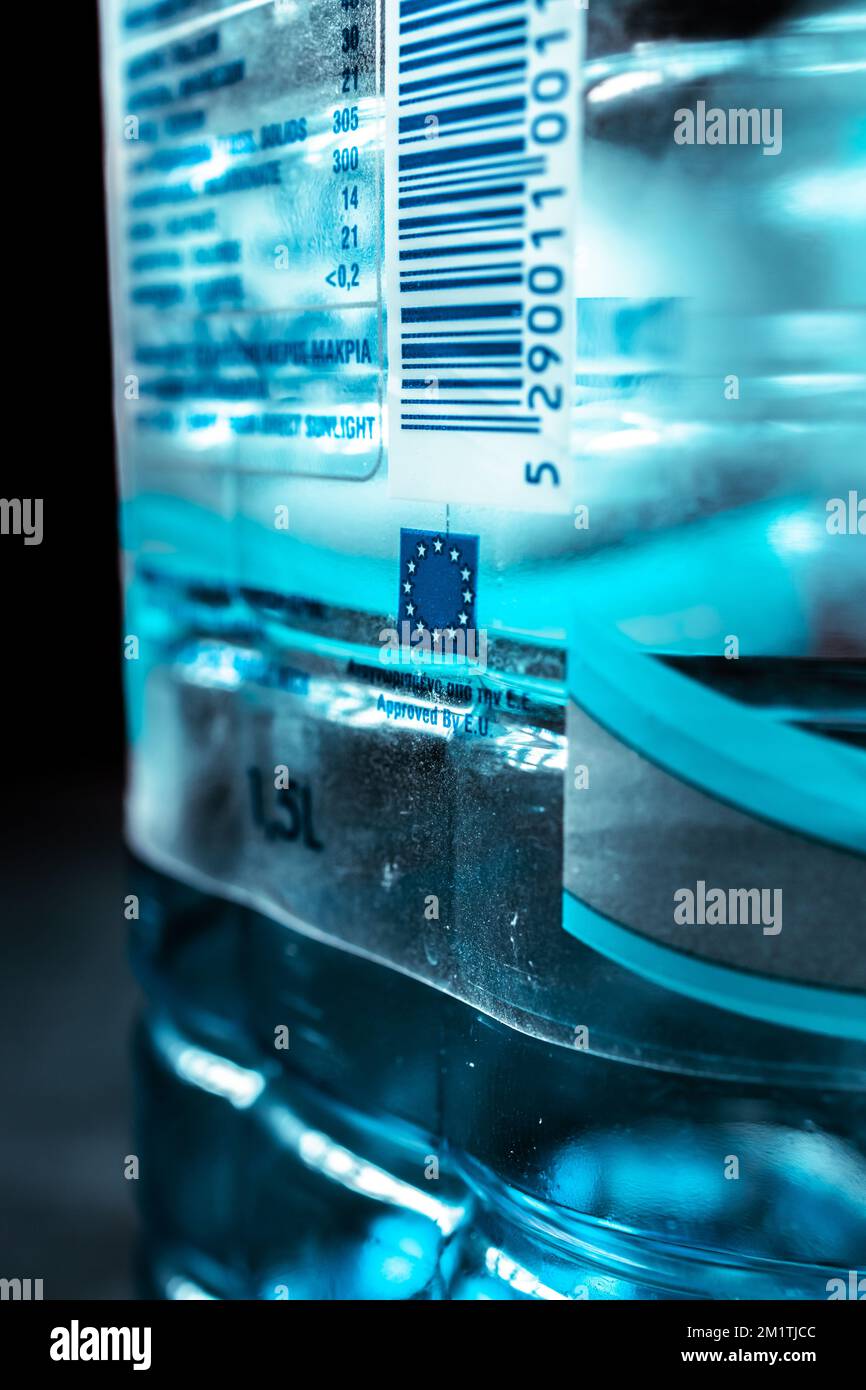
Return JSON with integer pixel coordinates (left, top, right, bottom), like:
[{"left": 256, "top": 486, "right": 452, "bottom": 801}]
[{"left": 102, "top": 0, "right": 866, "bottom": 1299}]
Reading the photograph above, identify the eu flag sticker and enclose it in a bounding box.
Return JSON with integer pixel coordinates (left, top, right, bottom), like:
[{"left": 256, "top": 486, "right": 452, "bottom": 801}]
[{"left": 398, "top": 528, "right": 479, "bottom": 642}]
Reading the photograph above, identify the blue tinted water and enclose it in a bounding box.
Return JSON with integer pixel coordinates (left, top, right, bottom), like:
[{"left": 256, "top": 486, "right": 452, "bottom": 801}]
[{"left": 103, "top": 0, "right": 866, "bottom": 1298}]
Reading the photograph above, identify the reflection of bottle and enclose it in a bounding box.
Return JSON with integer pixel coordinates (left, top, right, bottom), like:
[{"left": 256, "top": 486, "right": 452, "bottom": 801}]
[
  {"left": 134, "top": 865, "right": 866, "bottom": 1300},
  {"left": 103, "top": 0, "right": 866, "bottom": 1299},
  {"left": 133, "top": 868, "right": 470, "bottom": 1301}
]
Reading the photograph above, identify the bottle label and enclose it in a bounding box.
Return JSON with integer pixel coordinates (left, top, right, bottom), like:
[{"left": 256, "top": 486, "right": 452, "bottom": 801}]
[
  {"left": 126, "top": 608, "right": 567, "bottom": 1024},
  {"left": 563, "top": 618, "right": 866, "bottom": 1040},
  {"left": 101, "top": 0, "right": 384, "bottom": 486},
  {"left": 384, "top": 0, "right": 583, "bottom": 510}
]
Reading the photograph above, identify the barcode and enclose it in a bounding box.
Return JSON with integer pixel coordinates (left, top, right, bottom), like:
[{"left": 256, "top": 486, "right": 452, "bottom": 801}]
[{"left": 385, "top": 0, "right": 582, "bottom": 509}]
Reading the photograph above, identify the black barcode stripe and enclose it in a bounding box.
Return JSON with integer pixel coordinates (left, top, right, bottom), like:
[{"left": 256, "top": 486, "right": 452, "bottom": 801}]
[
  {"left": 400, "top": 223, "right": 524, "bottom": 239},
  {"left": 402, "top": 398, "right": 522, "bottom": 404},
  {"left": 399, "top": 170, "right": 534, "bottom": 196},
  {"left": 401, "top": 413, "right": 538, "bottom": 422},
  {"left": 402, "top": 302, "right": 522, "bottom": 322},
  {"left": 400, "top": 155, "right": 542, "bottom": 183},
  {"left": 399, "top": 423, "right": 540, "bottom": 434},
  {"left": 400, "top": 35, "right": 527, "bottom": 78},
  {"left": 399, "top": 137, "right": 525, "bottom": 171},
  {"left": 391, "top": 0, "right": 556, "bottom": 435},
  {"left": 402, "top": 261, "right": 522, "bottom": 275},
  {"left": 398, "top": 96, "right": 525, "bottom": 134},
  {"left": 400, "top": 210, "right": 524, "bottom": 232},
  {"left": 399, "top": 61, "right": 527, "bottom": 100},
  {"left": 400, "top": 184, "right": 525, "bottom": 211},
  {"left": 402, "top": 377, "right": 523, "bottom": 387},
  {"left": 400, "top": 247, "right": 523, "bottom": 264},
  {"left": 400, "top": 116, "right": 525, "bottom": 145},
  {"left": 397, "top": 64, "right": 525, "bottom": 104},
  {"left": 400, "top": 17, "right": 525, "bottom": 59},
  {"left": 402, "top": 277, "right": 523, "bottom": 292},
  {"left": 399, "top": 71, "right": 528, "bottom": 107},
  {"left": 400, "top": 166, "right": 542, "bottom": 192},
  {"left": 401, "top": 0, "right": 520, "bottom": 36},
  {"left": 401, "top": 328, "right": 521, "bottom": 335},
  {"left": 400, "top": 0, "right": 497, "bottom": 17}
]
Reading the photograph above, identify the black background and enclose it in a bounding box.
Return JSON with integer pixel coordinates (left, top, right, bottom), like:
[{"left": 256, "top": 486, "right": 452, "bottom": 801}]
[{"left": 1, "top": 3, "right": 135, "bottom": 1298}]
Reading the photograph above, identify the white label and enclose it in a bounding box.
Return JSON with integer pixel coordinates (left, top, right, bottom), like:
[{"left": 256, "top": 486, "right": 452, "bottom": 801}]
[{"left": 385, "top": 0, "right": 582, "bottom": 510}]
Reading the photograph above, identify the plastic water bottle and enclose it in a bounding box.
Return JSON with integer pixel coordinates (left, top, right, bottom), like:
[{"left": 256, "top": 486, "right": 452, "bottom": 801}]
[{"left": 102, "top": 0, "right": 866, "bottom": 1299}]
